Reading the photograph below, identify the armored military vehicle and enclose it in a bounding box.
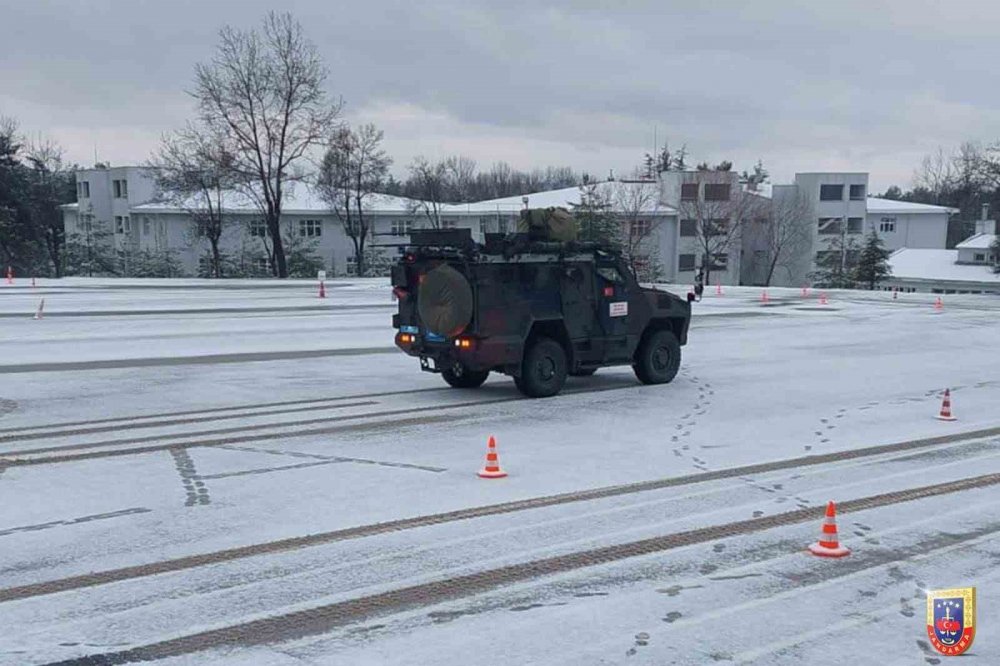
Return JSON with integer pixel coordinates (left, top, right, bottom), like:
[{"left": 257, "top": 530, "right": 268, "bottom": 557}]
[{"left": 391, "top": 208, "right": 693, "bottom": 398}]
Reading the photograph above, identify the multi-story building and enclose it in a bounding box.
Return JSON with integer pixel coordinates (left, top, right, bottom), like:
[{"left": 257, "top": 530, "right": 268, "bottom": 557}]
[
  {"left": 660, "top": 170, "right": 744, "bottom": 286},
  {"left": 61, "top": 166, "right": 959, "bottom": 284},
  {"left": 742, "top": 172, "right": 957, "bottom": 287}
]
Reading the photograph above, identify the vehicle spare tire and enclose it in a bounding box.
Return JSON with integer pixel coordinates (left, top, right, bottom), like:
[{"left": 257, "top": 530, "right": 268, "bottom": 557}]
[{"left": 418, "top": 263, "right": 474, "bottom": 337}]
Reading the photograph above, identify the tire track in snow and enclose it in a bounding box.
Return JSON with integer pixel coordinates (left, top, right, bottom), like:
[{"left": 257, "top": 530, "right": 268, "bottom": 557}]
[
  {"left": 0, "top": 382, "right": 644, "bottom": 466},
  {"left": 5, "top": 425, "right": 1000, "bottom": 606},
  {"left": 43, "top": 471, "right": 1000, "bottom": 665}
]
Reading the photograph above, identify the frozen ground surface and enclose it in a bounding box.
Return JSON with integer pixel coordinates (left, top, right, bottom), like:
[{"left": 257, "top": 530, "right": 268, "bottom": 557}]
[{"left": 0, "top": 278, "right": 999, "bottom": 665}]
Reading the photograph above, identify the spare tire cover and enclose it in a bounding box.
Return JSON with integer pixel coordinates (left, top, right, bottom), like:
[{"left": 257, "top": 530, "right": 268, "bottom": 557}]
[{"left": 418, "top": 264, "right": 473, "bottom": 337}]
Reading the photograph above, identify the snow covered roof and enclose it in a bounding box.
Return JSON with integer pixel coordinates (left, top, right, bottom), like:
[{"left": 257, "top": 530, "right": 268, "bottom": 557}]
[
  {"left": 132, "top": 188, "right": 422, "bottom": 215},
  {"left": 888, "top": 248, "right": 1000, "bottom": 283},
  {"left": 442, "top": 181, "right": 677, "bottom": 215},
  {"left": 955, "top": 233, "right": 997, "bottom": 250},
  {"left": 866, "top": 198, "right": 958, "bottom": 215}
]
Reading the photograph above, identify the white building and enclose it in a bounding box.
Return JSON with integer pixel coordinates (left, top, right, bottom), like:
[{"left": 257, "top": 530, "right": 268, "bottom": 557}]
[
  {"left": 61, "top": 166, "right": 962, "bottom": 285},
  {"left": 885, "top": 218, "right": 1000, "bottom": 294},
  {"left": 742, "top": 172, "right": 957, "bottom": 287}
]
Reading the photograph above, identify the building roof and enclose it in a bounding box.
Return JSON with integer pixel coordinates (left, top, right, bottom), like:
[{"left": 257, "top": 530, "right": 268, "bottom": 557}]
[
  {"left": 442, "top": 181, "right": 677, "bottom": 215},
  {"left": 132, "top": 188, "right": 421, "bottom": 215},
  {"left": 888, "top": 248, "right": 1000, "bottom": 283},
  {"left": 865, "top": 198, "right": 958, "bottom": 215},
  {"left": 955, "top": 233, "right": 998, "bottom": 250}
]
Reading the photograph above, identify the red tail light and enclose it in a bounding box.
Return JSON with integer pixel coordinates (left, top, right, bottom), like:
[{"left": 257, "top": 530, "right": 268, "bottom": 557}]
[
  {"left": 603, "top": 286, "right": 615, "bottom": 297},
  {"left": 393, "top": 287, "right": 409, "bottom": 300},
  {"left": 397, "top": 333, "right": 415, "bottom": 344}
]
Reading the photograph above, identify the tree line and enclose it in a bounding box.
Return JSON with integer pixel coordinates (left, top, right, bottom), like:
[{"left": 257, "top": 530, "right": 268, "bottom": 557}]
[{"left": 879, "top": 141, "right": 1000, "bottom": 268}]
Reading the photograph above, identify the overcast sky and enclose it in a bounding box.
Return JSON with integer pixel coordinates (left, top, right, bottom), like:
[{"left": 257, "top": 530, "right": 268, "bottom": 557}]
[{"left": 3, "top": 0, "right": 998, "bottom": 191}]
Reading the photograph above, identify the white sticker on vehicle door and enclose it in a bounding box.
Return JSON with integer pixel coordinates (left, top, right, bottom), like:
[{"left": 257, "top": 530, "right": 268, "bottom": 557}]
[{"left": 609, "top": 301, "right": 628, "bottom": 317}]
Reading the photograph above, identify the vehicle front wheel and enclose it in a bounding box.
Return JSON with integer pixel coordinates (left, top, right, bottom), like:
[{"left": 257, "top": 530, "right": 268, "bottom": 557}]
[
  {"left": 633, "top": 329, "right": 681, "bottom": 385},
  {"left": 442, "top": 365, "right": 490, "bottom": 388},
  {"left": 514, "top": 337, "right": 568, "bottom": 397}
]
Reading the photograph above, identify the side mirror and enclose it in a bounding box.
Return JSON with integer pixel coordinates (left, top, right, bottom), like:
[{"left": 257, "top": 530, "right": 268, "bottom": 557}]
[{"left": 687, "top": 292, "right": 696, "bottom": 303}]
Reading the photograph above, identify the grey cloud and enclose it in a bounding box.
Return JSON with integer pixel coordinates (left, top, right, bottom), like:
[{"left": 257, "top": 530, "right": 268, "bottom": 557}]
[{"left": 4, "top": 0, "right": 1000, "bottom": 189}]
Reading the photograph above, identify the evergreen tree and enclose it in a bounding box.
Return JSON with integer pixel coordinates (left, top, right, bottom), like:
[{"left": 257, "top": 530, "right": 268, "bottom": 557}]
[
  {"left": 569, "top": 179, "right": 620, "bottom": 248},
  {"left": 853, "top": 228, "right": 892, "bottom": 289}
]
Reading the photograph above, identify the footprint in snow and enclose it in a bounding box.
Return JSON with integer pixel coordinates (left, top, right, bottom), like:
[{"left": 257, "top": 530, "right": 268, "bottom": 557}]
[
  {"left": 712, "top": 543, "right": 726, "bottom": 553},
  {"left": 753, "top": 510, "right": 764, "bottom": 517},
  {"left": 662, "top": 611, "right": 683, "bottom": 623}
]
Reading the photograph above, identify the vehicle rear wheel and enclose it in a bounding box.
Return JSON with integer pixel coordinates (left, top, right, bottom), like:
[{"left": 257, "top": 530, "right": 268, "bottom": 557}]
[
  {"left": 514, "top": 337, "right": 568, "bottom": 397},
  {"left": 569, "top": 367, "right": 598, "bottom": 377},
  {"left": 633, "top": 329, "right": 681, "bottom": 385},
  {"left": 441, "top": 365, "right": 490, "bottom": 388}
]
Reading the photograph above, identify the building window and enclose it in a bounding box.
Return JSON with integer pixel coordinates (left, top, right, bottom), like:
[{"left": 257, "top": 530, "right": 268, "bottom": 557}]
[
  {"left": 80, "top": 214, "right": 93, "bottom": 232},
  {"left": 817, "top": 217, "right": 842, "bottom": 234},
  {"left": 680, "top": 183, "right": 699, "bottom": 201},
  {"left": 680, "top": 219, "right": 697, "bottom": 237},
  {"left": 440, "top": 219, "right": 458, "bottom": 229},
  {"left": 974, "top": 253, "right": 986, "bottom": 262},
  {"left": 113, "top": 179, "right": 128, "bottom": 198},
  {"left": 255, "top": 257, "right": 269, "bottom": 272},
  {"left": 815, "top": 250, "right": 838, "bottom": 264},
  {"left": 299, "top": 219, "right": 322, "bottom": 237},
  {"left": 847, "top": 217, "right": 863, "bottom": 234},
  {"left": 678, "top": 253, "right": 697, "bottom": 271},
  {"left": 143, "top": 217, "right": 151, "bottom": 235},
  {"left": 391, "top": 219, "right": 414, "bottom": 236},
  {"left": 630, "top": 219, "right": 651, "bottom": 237},
  {"left": 77, "top": 181, "right": 90, "bottom": 198},
  {"left": 115, "top": 216, "right": 124, "bottom": 234},
  {"left": 249, "top": 219, "right": 267, "bottom": 237},
  {"left": 711, "top": 253, "right": 728, "bottom": 270},
  {"left": 704, "top": 183, "right": 731, "bottom": 201},
  {"left": 849, "top": 184, "right": 865, "bottom": 200},
  {"left": 820, "top": 184, "right": 844, "bottom": 201},
  {"left": 879, "top": 217, "right": 896, "bottom": 233},
  {"left": 346, "top": 257, "right": 358, "bottom": 276}
]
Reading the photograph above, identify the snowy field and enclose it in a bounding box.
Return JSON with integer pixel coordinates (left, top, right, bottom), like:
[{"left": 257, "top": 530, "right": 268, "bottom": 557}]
[{"left": 1, "top": 277, "right": 999, "bottom": 665}]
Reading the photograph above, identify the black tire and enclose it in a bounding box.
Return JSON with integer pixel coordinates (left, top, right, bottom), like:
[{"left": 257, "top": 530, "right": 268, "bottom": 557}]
[
  {"left": 514, "top": 336, "right": 568, "bottom": 398},
  {"left": 633, "top": 329, "right": 681, "bottom": 385},
  {"left": 569, "top": 367, "right": 598, "bottom": 377},
  {"left": 441, "top": 365, "right": 490, "bottom": 389}
]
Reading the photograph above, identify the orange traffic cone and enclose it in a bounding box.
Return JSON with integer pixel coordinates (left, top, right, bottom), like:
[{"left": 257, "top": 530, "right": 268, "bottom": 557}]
[
  {"left": 936, "top": 389, "right": 956, "bottom": 421},
  {"left": 477, "top": 435, "right": 507, "bottom": 479},
  {"left": 808, "top": 501, "right": 850, "bottom": 558},
  {"left": 33, "top": 298, "right": 44, "bottom": 320},
  {"left": 760, "top": 290, "right": 769, "bottom": 303},
  {"left": 716, "top": 283, "right": 723, "bottom": 296},
  {"left": 4, "top": 266, "right": 12, "bottom": 285},
  {"left": 819, "top": 292, "right": 829, "bottom": 305},
  {"left": 934, "top": 296, "right": 943, "bottom": 311},
  {"left": 318, "top": 280, "right": 326, "bottom": 298}
]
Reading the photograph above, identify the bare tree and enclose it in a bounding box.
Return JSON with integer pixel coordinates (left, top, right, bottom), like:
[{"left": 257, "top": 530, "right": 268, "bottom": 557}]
[
  {"left": 406, "top": 156, "right": 449, "bottom": 228},
  {"left": 750, "top": 189, "right": 812, "bottom": 286},
  {"left": 152, "top": 124, "right": 236, "bottom": 278},
  {"left": 444, "top": 155, "right": 477, "bottom": 202},
  {"left": 316, "top": 123, "right": 391, "bottom": 277},
  {"left": 192, "top": 11, "right": 341, "bottom": 277},
  {"left": 611, "top": 180, "right": 664, "bottom": 281}
]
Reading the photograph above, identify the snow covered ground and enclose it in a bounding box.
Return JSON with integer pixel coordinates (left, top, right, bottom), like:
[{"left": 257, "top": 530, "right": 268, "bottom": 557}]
[{"left": 1, "top": 278, "right": 999, "bottom": 665}]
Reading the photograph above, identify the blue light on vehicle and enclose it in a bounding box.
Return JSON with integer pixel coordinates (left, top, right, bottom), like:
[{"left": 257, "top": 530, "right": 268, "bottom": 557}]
[
  {"left": 400, "top": 325, "right": 419, "bottom": 334},
  {"left": 425, "top": 331, "right": 445, "bottom": 342}
]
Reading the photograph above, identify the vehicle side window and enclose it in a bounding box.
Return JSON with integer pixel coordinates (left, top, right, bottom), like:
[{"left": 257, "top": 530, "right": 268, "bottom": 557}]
[{"left": 596, "top": 267, "right": 623, "bottom": 283}]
